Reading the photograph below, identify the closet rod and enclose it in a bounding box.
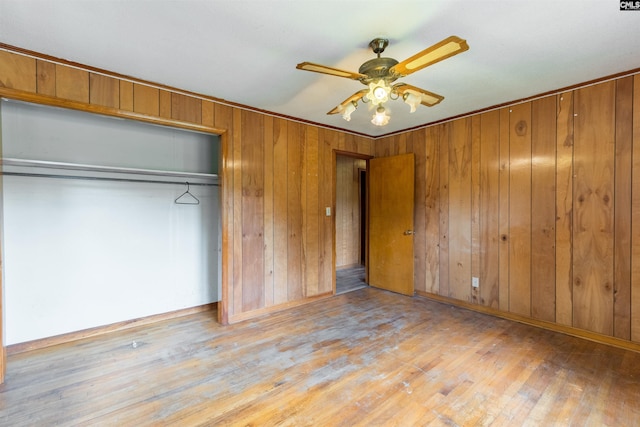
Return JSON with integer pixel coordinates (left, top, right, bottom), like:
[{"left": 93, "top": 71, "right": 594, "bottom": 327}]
[
  {"left": 0, "top": 171, "right": 219, "bottom": 186},
  {"left": 2, "top": 158, "right": 218, "bottom": 180}
]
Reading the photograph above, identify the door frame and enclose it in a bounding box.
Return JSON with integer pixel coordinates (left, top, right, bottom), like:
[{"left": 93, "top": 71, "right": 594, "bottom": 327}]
[{"left": 333, "top": 150, "right": 373, "bottom": 293}]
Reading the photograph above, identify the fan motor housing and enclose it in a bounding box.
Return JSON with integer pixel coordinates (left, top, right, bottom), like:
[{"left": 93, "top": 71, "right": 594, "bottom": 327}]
[{"left": 358, "top": 57, "right": 400, "bottom": 83}]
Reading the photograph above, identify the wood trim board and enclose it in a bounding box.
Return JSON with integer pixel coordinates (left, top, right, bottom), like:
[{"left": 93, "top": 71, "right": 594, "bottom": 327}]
[
  {"left": 416, "top": 291, "right": 640, "bottom": 354},
  {"left": 7, "top": 303, "right": 217, "bottom": 355}
]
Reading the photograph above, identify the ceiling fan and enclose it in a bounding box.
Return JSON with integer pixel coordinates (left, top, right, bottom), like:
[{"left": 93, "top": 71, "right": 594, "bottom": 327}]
[{"left": 296, "top": 36, "right": 469, "bottom": 126}]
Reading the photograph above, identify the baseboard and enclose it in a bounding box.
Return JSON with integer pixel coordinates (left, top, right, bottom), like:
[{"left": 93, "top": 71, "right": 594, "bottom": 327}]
[
  {"left": 7, "top": 302, "right": 218, "bottom": 355},
  {"left": 228, "top": 292, "right": 333, "bottom": 324},
  {"left": 415, "top": 291, "right": 640, "bottom": 354}
]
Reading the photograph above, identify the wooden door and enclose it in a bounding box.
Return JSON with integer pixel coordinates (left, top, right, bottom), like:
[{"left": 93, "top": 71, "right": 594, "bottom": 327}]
[{"left": 368, "top": 153, "right": 415, "bottom": 296}]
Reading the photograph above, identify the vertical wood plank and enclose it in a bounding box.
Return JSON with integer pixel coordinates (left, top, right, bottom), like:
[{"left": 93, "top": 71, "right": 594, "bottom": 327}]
[
  {"left": 573, "top": 82, "right": 615, "bottom": 335},
  {"left": 439, "top": 123, "right": 451, "bottom": 298},
  {"left": 344, "top": 134, "right": 356, "bottom": 153},
  {"left": 479, "top": 110, "right": 500, "bottom": 309},
  {"left": 424, "top": 126, "right": 440, "bottom": 294},
  {"left": 119, "top": 81, "right": 134, "bottom": 111},
  {"left": 133, "top": 84, "right": 159, "bottom": 116},
  {"left": 397, "top": 133, "right": 407, "bottom": 155},
  {"left": 630, "top": 74, "right": 640, "bottom": 342},
  {"left": 372, "top": 137, "right": 383, "bottom": 157},
  {"left": 319, "top": 129, "right": 335, "bottom": 294},
  {"left": 498, "top": 108, "right": 511, "bottom": 311},
  {"left": 378, "top": 138, "right": 389, "bottom": 157},
  {"left": 273, "top": 118, "right": 289, "bottom": 304},
  {"left": 357, "top": 136, "right": 373, "bottom": 157},
  {"left": 305, "top": 127, "right": 320, "bottom": 296},
  {"left": 263, "top": 116, "right": 274, "bottom": 307},
  {"left": 301, "top": 126, "right": 308, "bottom": 298},
  {"left": 214, "top": 103, "right": 234, "bottom": 324},
  {"left": 159, "top": 90, "right": 172, "bottom": 119},
  {"left": 556, "top": 91, "right": 574, "bottom": 326},
  {"left": 36, "top": 60, "right": 56, "bottom": 96},
  {"left": 171, "top": 93, "right": 202, "bottom": 124},
  {"left": 0, "top": 50, "right": 36, "bottom": 92},
  {"left": 232, "top": 109, "right": 243, "bottom": 316},
  {"left": 55, "top": 65, "right": 89, "bottom": 103},
  {"left": 373, "top": 137, "right": 383, "bottom": 157},
  {"left": 509, "top": 102, "right": 532, "bottom": 317},
  {"left": 405, "top": 130, "right": 415, "bottom": 159},
  {"left": 89, "top": 73, "right": 119, "bottom": 108},
  {"left": 336, "top": 132, "right": 345, "bottom": 152},
  {"left": 413, "top": 129, "right": 427, "bottom": 293},
  {"left": 201, "top": 100, "right": 215, "bottom": 128},
  {"left": 531, "top": 96, "right": 557, "bottom": 322},
  {"left": 382, "top": 137, "right": 395, "bottom": 158},
  {"left": 471, "top": 116, "right": 481, "bottom": 304},
  {"left": 614, "top": 77, "right": 633, "bottom": 340},
  {"left": 356, "top": 159, "right": 366, "bottom": 265},
  {"left": 241, "top": 110, "right": 264, "bottom": 311},
  {"left": 390, "top": 135, "right": 400, "bottom": 156},
  {"left": 287, "top": 122, "right": 304, "bottom": 300},
  {"left": 316, "top": 129, "right": 326, "bottom": 293},
  {"left": 448, "top": 118, "right": 472, "bottom": 301},
  {"left": 335, "top": 156, "right": 347, "bottom": 267}
]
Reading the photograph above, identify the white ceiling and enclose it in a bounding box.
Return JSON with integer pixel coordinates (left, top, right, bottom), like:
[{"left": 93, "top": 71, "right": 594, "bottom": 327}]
[{"left": 1, "top": 0, "right": 639, "bottom": 137}]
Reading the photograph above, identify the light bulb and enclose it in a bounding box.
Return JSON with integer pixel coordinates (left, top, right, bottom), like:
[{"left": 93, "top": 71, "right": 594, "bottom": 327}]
[
  {"left": 371, "top": 106, "right": 390, "bottom": 126},
  {"left": 373, "top": 86, "right": 387, "bottom": 100},
  {"left": 366, "top": 80, "right": 390, "bottom": 105}
]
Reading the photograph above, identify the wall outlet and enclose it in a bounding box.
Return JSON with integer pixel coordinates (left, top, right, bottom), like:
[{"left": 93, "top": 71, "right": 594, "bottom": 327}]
[
  {"left": 472, "top": 277, "right": 479, "bottom": 288},
  {"left": 325, "top": 207, "right": 331, "bottom": 216}
]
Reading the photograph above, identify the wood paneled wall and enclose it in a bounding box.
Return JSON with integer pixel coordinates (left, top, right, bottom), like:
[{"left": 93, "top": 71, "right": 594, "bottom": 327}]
[
  {"left": 336, "top": 156, "right": 366, "bottom": 268},
  {"left": 376, "top": 75, "right": 640, "bottom": 346},
  {"left": 0, "top": 48, "right": 373, "bottom": 336},
  {"left": 1, "top": 44, "right": 639, "bottom": 368}
]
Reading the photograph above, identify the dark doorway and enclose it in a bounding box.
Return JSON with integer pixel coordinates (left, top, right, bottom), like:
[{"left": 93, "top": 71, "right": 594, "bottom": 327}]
[{"left": 335, "top": 154, "right": 369, "bottom": 295}]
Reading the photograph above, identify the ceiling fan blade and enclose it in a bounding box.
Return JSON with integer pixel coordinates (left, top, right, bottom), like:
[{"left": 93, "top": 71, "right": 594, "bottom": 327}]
[
  {"left": 327, "top": 90, "right": 368, "bottom": 115},
  {"left": 394, "top": 83, "right": 444, "bottom": 107},
  {"left": 297, "top": 62, "right": 366, "bottom": 80},
  {"left": 390, "top": 36, "right": 469, "bottom": 77}
]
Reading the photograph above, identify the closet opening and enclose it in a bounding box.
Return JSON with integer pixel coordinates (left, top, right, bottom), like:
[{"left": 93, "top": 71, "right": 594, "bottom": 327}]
[{"left": 0, "top": 99, "right": 221, "bottom": 348}]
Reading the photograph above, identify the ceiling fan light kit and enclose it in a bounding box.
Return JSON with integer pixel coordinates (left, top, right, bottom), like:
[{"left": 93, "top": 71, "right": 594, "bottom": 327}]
[{"left": 296, "top": 36, "right": 468, "bottom": 127}]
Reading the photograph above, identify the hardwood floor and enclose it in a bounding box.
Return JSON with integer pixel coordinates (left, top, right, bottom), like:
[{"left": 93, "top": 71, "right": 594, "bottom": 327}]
[
  {"left": 336, "top": 265, "right": 367, "bottom": 294},
  {"left": 1, "top": 288, "right": 639, "bottom": 426}
]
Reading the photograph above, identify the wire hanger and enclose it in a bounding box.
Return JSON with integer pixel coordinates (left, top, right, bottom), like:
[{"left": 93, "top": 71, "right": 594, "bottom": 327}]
[{"left": 175, "top": 182, "right": 200, "bottom": 205}]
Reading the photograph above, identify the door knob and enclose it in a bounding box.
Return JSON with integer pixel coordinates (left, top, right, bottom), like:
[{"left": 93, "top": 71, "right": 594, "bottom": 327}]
[{"left": 403, "top": 230, "right": 414, "bottom": 235}]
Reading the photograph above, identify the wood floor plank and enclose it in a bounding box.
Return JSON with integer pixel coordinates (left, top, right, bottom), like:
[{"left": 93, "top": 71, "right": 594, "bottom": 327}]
[{"left": 1, "top": 288, "right": 639, "bottom": 425}]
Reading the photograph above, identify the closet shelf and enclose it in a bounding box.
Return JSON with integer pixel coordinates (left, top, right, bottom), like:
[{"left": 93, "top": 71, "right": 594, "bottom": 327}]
[{"left": 1, "top": 158, "right": 218, "bottom": 181}]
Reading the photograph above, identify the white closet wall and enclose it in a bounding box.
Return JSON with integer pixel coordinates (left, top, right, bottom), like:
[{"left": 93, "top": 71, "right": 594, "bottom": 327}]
[{"left": 1, "top": 100, "right": 221, "bottom": 345}]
